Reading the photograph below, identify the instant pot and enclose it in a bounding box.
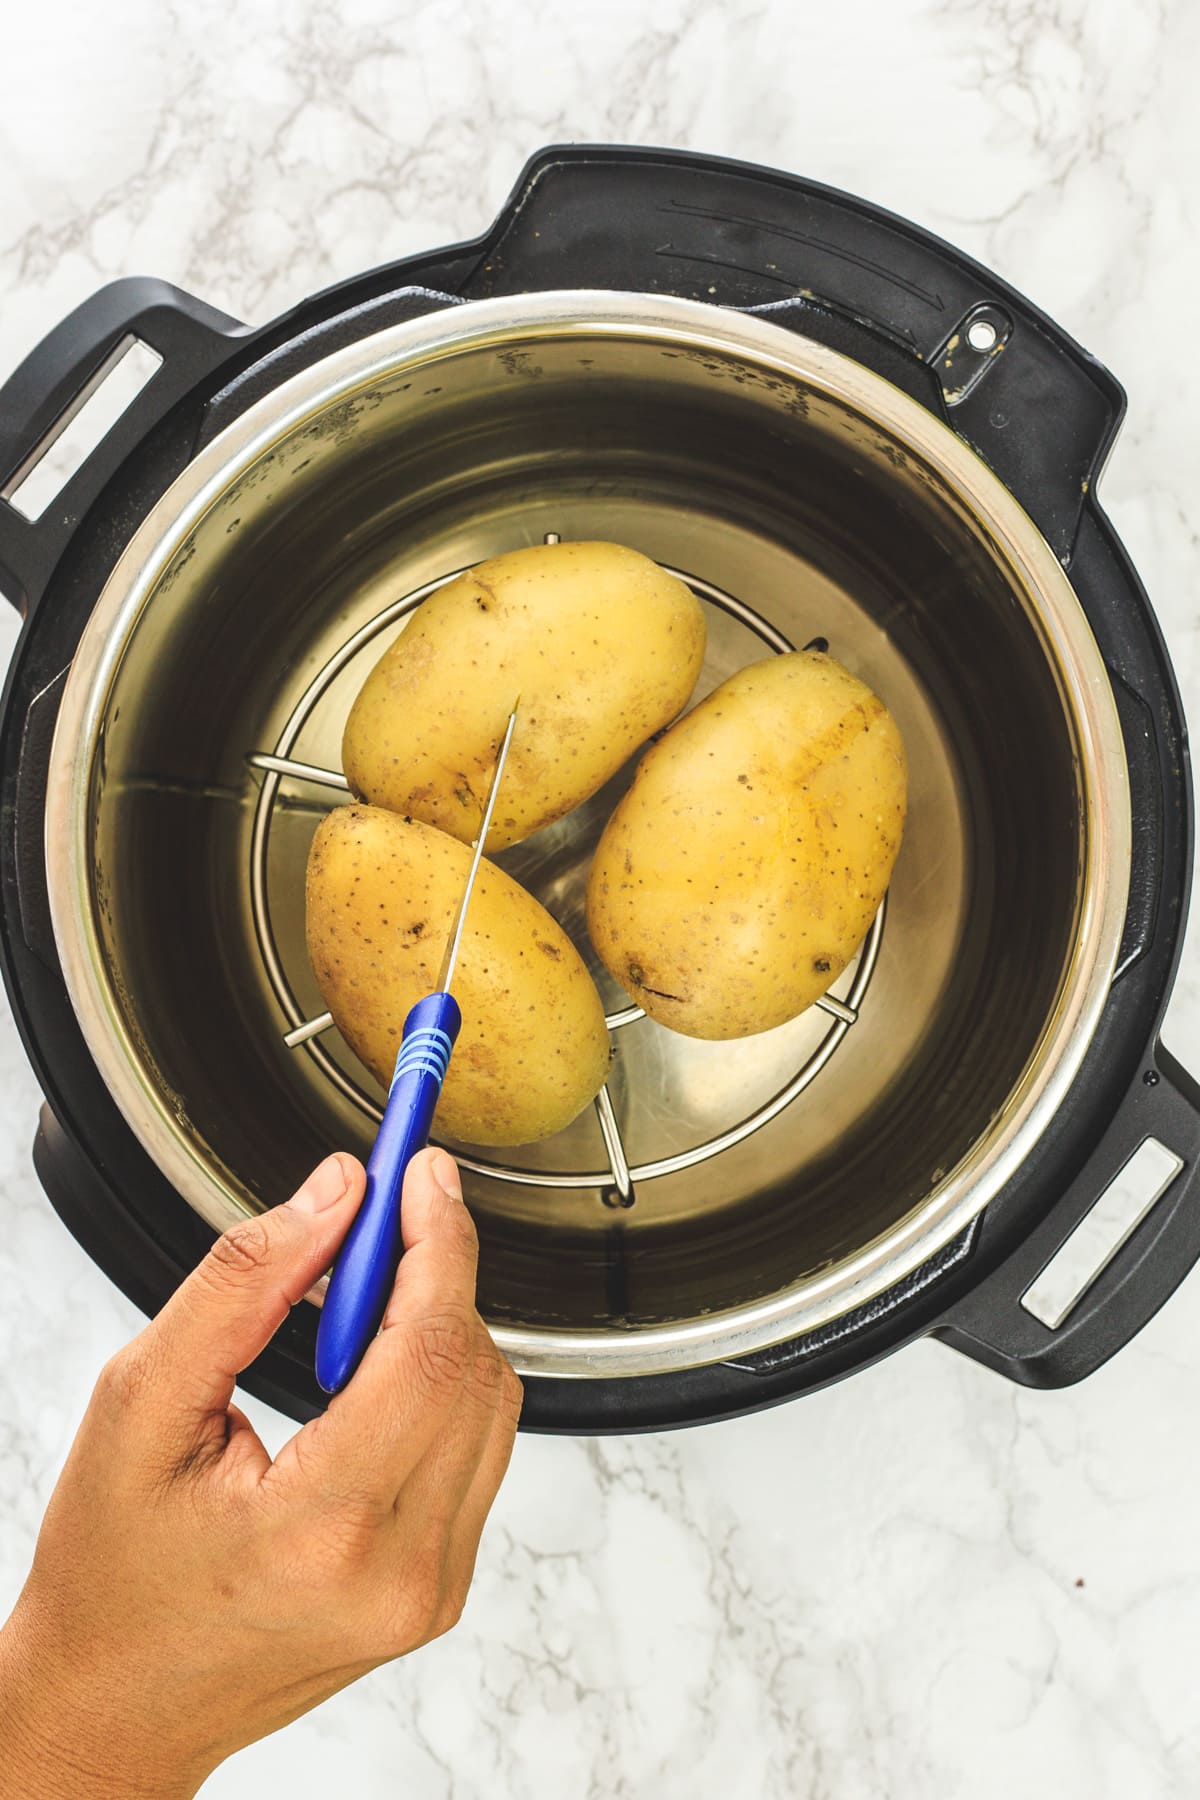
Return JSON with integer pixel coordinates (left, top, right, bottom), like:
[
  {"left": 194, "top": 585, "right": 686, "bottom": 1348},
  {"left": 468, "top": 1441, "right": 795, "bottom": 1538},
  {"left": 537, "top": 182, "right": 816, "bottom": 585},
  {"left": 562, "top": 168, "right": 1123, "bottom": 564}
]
[{"left": 1, "top": 145, "right": 1196, "bottom": 1432}]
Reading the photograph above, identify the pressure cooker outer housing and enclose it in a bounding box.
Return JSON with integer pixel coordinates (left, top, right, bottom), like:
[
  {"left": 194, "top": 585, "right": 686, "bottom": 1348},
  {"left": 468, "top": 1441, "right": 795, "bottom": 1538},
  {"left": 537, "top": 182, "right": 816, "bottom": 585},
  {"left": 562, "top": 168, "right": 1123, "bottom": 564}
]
[{"left": 0, "top": 145, "right": 1196, "bottom": 1433}]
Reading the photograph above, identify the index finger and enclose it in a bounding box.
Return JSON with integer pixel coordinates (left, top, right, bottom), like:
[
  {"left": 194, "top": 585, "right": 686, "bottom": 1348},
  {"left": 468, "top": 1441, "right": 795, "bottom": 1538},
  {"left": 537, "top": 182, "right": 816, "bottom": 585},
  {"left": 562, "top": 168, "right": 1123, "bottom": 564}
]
[
  {"left": 382, "top": 1147, "right": 479, "bottom": 1336},
  {"left": 296, "top": 1149, "right": 484, "bottom": 1501}
]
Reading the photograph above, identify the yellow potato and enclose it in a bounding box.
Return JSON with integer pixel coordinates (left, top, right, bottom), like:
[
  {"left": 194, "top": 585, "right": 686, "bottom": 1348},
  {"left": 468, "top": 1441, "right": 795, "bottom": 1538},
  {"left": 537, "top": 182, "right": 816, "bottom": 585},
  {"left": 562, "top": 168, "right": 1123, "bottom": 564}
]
[
  {"left": 342, "top": 541, "right": 706, "bottom": 850},
  {"left": 307, "top": 805, "right": 610, "bottom": 1145},
  {"left": 586, "top": 651, "right": 908, "bottom": 1040}
]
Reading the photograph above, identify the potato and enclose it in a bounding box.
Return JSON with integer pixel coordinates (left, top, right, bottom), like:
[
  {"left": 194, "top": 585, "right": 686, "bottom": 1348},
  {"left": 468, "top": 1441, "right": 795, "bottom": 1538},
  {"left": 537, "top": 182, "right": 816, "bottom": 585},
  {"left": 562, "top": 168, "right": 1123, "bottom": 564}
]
[
  {"left": 307, "top": 805, "right": 610, "bottom": 1145},
  {"left": 342, "top": 541, "right": 706, "bottom": 850},
  {"left": 586, "top": 650, "right": 907, "bottom": 1040}
]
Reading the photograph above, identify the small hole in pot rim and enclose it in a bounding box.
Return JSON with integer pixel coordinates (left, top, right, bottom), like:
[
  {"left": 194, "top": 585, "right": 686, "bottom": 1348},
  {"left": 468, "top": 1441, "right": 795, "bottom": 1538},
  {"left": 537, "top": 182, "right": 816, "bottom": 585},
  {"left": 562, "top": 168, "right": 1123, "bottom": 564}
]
[{"left": 967, "top": 318, "right": 998, "bottom": 353}]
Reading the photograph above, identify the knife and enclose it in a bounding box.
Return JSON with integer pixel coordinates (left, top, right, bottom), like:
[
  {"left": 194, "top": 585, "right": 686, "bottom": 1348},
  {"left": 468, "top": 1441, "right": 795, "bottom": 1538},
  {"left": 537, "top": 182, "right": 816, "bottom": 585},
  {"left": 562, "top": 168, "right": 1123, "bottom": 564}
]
[{"left": 315, "top": 706, "right": 519, "bottom": 1394}]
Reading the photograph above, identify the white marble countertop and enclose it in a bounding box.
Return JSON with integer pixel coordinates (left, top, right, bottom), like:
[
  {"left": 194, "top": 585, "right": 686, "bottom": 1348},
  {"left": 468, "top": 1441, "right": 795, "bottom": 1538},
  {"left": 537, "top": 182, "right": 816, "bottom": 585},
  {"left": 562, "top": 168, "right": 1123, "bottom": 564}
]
[{"left": 2, "top": 2, "right": 1199, "bottom": 1794}]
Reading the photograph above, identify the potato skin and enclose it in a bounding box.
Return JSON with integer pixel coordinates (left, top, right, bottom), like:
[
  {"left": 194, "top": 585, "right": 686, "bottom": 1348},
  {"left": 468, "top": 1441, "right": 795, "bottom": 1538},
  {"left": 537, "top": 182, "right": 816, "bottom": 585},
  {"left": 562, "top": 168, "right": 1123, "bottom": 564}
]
[
  {"left": 342, "top": 541, "right": 706, "bottom": 850},
  {"left": 307, "top": 806, "right": 610, "bottom": 1145},
  {"left": 585, "top": 651, "right": 908, "bottom": 1040}
]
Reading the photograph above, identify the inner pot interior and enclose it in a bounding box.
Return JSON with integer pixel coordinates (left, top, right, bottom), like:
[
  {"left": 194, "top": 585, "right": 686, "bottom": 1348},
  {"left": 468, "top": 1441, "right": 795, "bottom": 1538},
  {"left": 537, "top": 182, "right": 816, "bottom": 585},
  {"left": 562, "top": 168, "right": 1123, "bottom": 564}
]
[{"left": 84, "top": 312, "right": 1088, "bottom": 1353}]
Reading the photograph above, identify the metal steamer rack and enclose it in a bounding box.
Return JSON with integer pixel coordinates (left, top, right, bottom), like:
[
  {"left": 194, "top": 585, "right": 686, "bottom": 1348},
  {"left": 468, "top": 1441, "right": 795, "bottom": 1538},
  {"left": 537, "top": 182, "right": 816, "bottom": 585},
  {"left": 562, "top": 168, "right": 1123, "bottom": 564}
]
[{"left": 246, "top": 534, "right": 886, "bottom": 1212}]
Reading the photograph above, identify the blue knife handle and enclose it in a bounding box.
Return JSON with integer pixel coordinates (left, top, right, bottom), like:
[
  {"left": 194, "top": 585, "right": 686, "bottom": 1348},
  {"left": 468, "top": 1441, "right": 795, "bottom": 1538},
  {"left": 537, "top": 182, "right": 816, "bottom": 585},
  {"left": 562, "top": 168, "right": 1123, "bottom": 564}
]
[{"left": 315, "top": 990, "right": 462, "bottom": 1395}]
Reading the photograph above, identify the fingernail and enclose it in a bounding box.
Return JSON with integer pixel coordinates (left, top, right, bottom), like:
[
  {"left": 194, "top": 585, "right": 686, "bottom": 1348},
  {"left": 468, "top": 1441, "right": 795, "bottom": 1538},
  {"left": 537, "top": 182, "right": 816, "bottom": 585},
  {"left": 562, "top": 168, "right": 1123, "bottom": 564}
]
[
  {"left": 289, "top": 1154, "right": 351, "bottom": 1214},
  {"left": 431, "top": 1150, "right": 462, "bottom": 1201}
]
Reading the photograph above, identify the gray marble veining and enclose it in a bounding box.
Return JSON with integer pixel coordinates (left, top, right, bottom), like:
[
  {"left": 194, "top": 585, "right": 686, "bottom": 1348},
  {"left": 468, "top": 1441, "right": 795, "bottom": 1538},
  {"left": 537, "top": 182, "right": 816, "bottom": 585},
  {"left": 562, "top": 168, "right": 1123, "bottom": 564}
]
[{"left": 2, "top": 1, "right": 1199, "bottom": 1794}]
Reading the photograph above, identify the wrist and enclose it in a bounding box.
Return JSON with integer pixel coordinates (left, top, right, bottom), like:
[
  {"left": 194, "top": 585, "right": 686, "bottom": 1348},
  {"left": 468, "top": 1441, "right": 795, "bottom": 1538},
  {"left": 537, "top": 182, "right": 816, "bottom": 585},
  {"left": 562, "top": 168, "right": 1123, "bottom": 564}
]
[{"left": 0, "top": 1603, "right": 210, "bottom": 1800}]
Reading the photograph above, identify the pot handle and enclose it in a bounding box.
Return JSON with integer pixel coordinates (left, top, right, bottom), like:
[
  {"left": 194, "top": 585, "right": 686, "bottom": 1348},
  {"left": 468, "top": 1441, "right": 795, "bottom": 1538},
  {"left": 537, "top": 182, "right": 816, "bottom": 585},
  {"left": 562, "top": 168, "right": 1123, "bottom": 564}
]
[
  {"left": 934, "top": 1043, "right": 1200, "bottom": 1386},
  {"left": 0, "top": 278, "right": 245, "bottom": 616}
]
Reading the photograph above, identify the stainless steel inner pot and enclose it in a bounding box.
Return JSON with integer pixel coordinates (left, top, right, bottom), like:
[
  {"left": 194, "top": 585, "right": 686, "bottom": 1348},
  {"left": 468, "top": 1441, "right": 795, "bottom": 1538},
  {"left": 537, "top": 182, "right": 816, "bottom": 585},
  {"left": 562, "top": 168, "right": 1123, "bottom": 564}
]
[{"left": 45, "top": 293, "right": 1130, "bottom": 1376}]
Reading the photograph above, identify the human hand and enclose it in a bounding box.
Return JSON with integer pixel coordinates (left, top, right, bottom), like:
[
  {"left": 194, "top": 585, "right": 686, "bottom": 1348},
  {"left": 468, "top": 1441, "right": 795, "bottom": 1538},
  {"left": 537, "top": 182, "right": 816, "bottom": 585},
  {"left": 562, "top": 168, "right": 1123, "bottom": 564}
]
[{"left": 0, "top": 1147, "right": 522, "bottom": 1799}]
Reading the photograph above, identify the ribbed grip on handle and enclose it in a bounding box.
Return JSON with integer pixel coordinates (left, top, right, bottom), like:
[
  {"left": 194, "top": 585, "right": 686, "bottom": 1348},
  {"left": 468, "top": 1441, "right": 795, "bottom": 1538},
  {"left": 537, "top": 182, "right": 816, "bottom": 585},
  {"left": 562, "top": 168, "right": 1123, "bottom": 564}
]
[{"left": 315, "top": 991, "right": 462, "bottom": 1394}]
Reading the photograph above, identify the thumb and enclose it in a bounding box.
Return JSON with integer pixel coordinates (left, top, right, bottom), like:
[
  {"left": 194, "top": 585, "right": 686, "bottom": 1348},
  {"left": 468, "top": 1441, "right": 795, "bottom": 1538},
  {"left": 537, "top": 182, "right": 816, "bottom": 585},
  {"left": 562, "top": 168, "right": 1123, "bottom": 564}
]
[{"left": 144, "top": 1152, "right": 366, "bottom": 1432}]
